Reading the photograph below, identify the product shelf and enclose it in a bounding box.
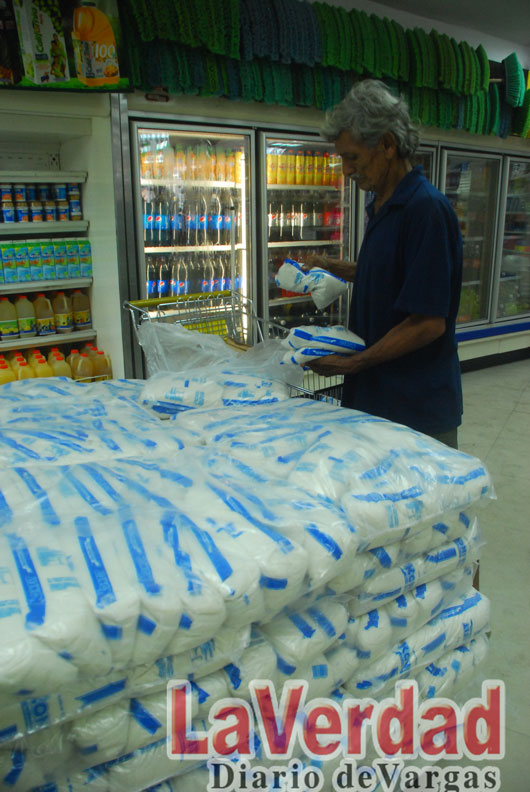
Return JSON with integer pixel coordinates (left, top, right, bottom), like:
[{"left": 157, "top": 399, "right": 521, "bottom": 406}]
[
  {"left": 267, "top": 240, "right": 340, "bottom": 248},
  {"left": 0, "top": 279, "right": 92, "bottom": 295},
  {"left": 267, "top": 184, "right": 340, "bottom": 191},
  {"left": 0, "top": 328, "right": 96, "bottom": 352},
  {"left": 144, "top": 244, "right": 246, "bottom": 254},
  {"left": 0, "top": 171, "right": 87, "bottom": 184},
  {"left": 140, "top": 179, "right": 240, "bottom": 189},
  {"left": 0, "top": 221, "right": 89, "bottom": 237}
]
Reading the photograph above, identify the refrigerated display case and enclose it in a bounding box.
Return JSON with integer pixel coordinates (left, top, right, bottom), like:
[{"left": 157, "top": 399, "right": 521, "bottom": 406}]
[
  {"left": 495, "top": 158, "right": 530, "bottom": 320},
  {"left": 260, "top": 134, "right": 352, "bottom": 328},
  {"left": 129, "top": 124, "right": 253, "bottom": 306},
  {"left": 441, "top": 150, "right": 502, "bottom": 325}
]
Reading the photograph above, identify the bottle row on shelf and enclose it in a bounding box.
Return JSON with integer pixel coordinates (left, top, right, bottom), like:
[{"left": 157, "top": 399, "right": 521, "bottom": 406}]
[
  {"left": 0, "top": 344, "right": 112, "bottom": 385},
  {"left": 146, "top": 252, "right": 242, "bottom": 299},
  {"left": 0, "top": 182, "right": 83, "bottom": 224},
  {"left": 268, "top": 195, "right": 343, "bottom": 242},
  {"left": 267, "top": 149, "right": 342, "bottom": 188},
  {"left": 0, "top": 290, "right": 92, "bottom": 341},
  {"left": 0, "top": 238, "right": 92, "bottom": 284},
  {"left": 140, "top": 135, "right": 244, "bottom": 183},
  {"left": 143, "top": 187, "right": 242, "bottom": 247}
]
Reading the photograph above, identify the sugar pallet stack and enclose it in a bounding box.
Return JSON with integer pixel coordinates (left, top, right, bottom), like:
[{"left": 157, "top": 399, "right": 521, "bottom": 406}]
[{"left": 0, "top": 381, "right": 494, "bottom": 792}]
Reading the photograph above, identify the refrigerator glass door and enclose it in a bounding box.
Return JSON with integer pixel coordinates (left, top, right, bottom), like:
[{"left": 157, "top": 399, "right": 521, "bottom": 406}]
[
  {"left": 132, "top": 125, "right": 252, "bottom": 302},
  {"left": 442, "top": 151, "right": 501, "bottom": 324},
  {"left": 496, "top": 159, "right": 530, "bottom": 319},
  {"left": 263, "top": 136, "right": 351, "bottom": 328}
]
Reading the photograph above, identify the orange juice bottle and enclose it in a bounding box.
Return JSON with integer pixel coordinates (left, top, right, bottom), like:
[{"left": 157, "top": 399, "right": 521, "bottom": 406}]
[
  {"left": 216, "top": 147, "right": 226, "bottom": 182},
  {"left": 295, "top": 149, "right": 305, "bottom": 185},
  {"left": 186, "top": 145, "right": 197, "bottom": 181},
  {"left": 33, "top": 294, "right": 56, "bottom": 337},
  {"left": 33, "top": 356, "right": 54, "bottom": 378},
  {"left": 313, "top": 151, "right": 323, "bottom": 185},
  {"left": 303, "top": 151, "right": 314, "bottom": 185},
  {"left": 52, "top": 292, "right": 73, "bottom": 334},
  {"left": 207, "top": 144, "right": 217, "bottom": 181},
  {"left": 16, "top": 361, "right": 35, "bottom": 380},
  {"left": 0, "top": 363, "right": 15, "bottom": 385},
  {"left": 92, "top": 349, "right": 112, "bottom": 380},
  {"left": 174, "top": 146, "right": 186, "bottom": 181},
  {"left": 322, "top": 152, "right": 331, "bottom": 186},
  {"left": 266, "top": 150, "right": 278, "bottom": 185},
  {"left": 74, "top": 352, "right": 93, "bottom": 381},
  {"left": 226, "top": 149, "right": 236, "bottom": 182},
  {"left": 196, "top": 145, "right": 209, "bottom": 180},
  {"left": 72, "top": 1, "right": 120, "bottom": 87},
  {"left": 276, "top": 150, "right": 287, "bottom": 185},
  {"left": 50, "top": 353, "right": 72, "bottom": 378},
  {"left": 286, "top": 151, "right": 296, "bottom": 185},
  {"left": 0, "top": 297, "right": 20, "bottom": 339},
  {"left": 47, "top": 347, "right": 61, "bottom": 365}
]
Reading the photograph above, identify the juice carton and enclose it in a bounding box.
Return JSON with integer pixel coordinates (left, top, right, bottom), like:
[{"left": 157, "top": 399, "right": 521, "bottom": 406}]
[
  {"left": 13, "top": 0, "right": 70, "bottom": 85},
  {"left": 53, "top": 240, "right": 68, "bottom": 280},
  {"left": 40, "top": 239, "right": 56, "bottom": 280},
  {"left": 1, "top": 243, "right": 17, "bottom": 283},
  {"left": 78, "top": 239, "right": 93, "bottom": 278},
  {"left": 72, "top": 1, "right": 120, "bottom": 87},
  {"left": 66, "top": 240, "right": 80, "bottom": 279},
  {"left": 27, "top": 240, "right": 43, "bottom": 281},
  {"left": 0, "top": 253, "right": 3, "bottom": 284},
  {"left": 14, "top": 242, "right": 30, "bottom": 282}
]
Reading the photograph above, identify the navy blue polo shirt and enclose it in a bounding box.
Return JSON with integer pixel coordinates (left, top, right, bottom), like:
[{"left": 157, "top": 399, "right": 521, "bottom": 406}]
[{"left": 342, "top": 166, "right": 463, "bottom": 435}]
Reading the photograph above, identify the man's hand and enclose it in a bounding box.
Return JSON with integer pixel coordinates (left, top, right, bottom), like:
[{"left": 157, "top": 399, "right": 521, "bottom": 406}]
[
  {"left": 302, "top": 254, "right": 356, "bottom": 283},
  {"left": 308, "top": 353, "right": 364, "bottom": 376}
]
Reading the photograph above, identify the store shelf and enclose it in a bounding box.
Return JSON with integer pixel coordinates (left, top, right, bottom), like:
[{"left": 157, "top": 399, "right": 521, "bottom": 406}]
[
  {"left": 0, "top": 279, "right": 92, "bottom": 295},
  {"left": 140, "top": 179, "right": 240, "bottom": 189},
  {"left": 269, "top": 295, "right": 313, "bottom": 306},
  {"left": 0, "top": 328, "right": 96, "bottom": 352},
  {"left": 0, "top": 170, "right": 87, "bottom": 184},
  {"left": 144, "top": 244, "right": 245, "bottom": 254},
  {"left": 267, "top": 184, "right": 340, "bottom": 191},
  {"left": 0, "top": 221, "right": 89, "bottom": 237},
  {"left": 267, "top": 240, "right": 340, "bottom": 248}
]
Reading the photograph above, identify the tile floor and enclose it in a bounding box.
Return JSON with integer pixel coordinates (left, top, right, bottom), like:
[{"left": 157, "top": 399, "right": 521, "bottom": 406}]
[{"left": 455, "top": 358, "right": 530, "bottom": 789}]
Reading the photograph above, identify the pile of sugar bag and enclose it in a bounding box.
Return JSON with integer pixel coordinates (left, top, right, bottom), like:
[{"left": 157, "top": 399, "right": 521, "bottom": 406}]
[{"left": 0, "top": 380, "right": 494, "bottom": 792}]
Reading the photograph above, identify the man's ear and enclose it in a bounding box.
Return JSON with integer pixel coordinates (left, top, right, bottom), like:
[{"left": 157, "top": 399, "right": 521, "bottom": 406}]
[{"left": 380, "top": 132, "right": 397, "bottom": 158}]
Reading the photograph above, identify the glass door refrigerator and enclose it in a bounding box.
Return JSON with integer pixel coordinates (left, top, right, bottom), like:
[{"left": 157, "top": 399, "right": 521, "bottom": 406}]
[
  {"left": 259, "top": 133, "right": 352, "bottom": 328},
  {"left": 440, "top": 150, "right": 502, "bottom": 325},
  {"left": 493, "top": 158, "right": 530, "bottom": 321},
  {"left": 129, "top": 122, "right": 254, "bottom": 305}
]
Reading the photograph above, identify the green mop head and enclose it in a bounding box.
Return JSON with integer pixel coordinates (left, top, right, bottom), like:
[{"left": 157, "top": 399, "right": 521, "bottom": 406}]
[
  {"left": 513, "top": 89, "right": 530, "bottom": 137},
  {"left": 503, "top": 52, "right": 526, "bottom": 107},
  {"left": 476, "top": 44, "right": 490, "bottom": 93},
  {"left": 489, "top": 83, "right": 501, "bottom": 135}
]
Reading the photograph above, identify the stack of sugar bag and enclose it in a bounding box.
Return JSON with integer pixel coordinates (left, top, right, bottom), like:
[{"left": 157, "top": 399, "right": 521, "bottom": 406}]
[
  {"left": 280, "top": 324, "right": 365, "bottom": 367},
  {"left": 275, "top": 257, "right": 349, "bottom": 309},
  {"left": 0, "top": 385, "right": 493, "bottom": 792}
]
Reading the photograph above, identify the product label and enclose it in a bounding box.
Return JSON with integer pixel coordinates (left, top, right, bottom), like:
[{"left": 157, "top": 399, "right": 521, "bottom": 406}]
[
  {"left": 55, "top": 312, "right": 73, "bottom": 332},
  {"left": 28, "top": 244, "right": 42, "bottom": 280},
  {"left": 1, "top": 245, "right": 17, "bottom": 283},
  {"left": 57, "top": 204, "right": 69, "bottom": 221},
  {"left": 54, "top": 243, "right": 68, "bottom": 279},
  {"left": 36, "top": 317, "right": 56, "bottom": 336},
  {"left": 0, "top": 319, "right": 19, "bottom": 337},
  {"left": 2, "top": 205, "right": 15, "bottom": 223},
  {"left": 67, "top": 242, "right": 80, "bottom": 278},
  {"left": 78, "top": 240, "right": 92, "bottom": 278},
  {"left": 73, "top": 309, "right": 91, "bottom": 329},
  {"left": 0, "top": 262, "right": 3, "bottom": 284},
  {"left": 18, "top": 316, "right": 36, "bottom": 336},
  {"left": 15, "top": 245, "right": 30, "bottom": 282},
  {"left": 40, "top": 242, "right": 55, "bottom": 280},
  {"left": 15, "top": 204, "right": 29, "bottom": 222}
]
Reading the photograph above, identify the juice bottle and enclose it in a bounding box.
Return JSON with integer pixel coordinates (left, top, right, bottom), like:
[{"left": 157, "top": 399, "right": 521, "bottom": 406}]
[
  {"left": 286, "top": 151, "right": 296, "bottom": 185},
  {"left": 226, "top": 149, "right": 236, "bottom": 183},
  {"left": 15, "top": 295, "right": 37, "bottom": 338},
  {"left": 186, "top": 145, "right": 197, "bottom": 181},
  {"left": 67, "top": 348, "right": 80, "bottom": 372},
  {"left": 0, "top": 363, "right": 15, "bottom": 385},
  {"left": 322, "top": 152, "right": 331, "bottom": 186},
  {"left": 52, "top": 292, "right": 74, "bottom": 334},
  {"left": 313, "top": 151, "right": 323, "bottom": 186},
  {"left": 276, "top": 150, "right": 287, "bottom": 185},
  {"left": 197, "top": 145, "right": 208, "bottom": 180},
  {"left": 27, "top": 349, "right": 41, "bottom": 368},
  {"left": 72, "top": 1, "right": 120, "bottom": 87},
  {"left": 16, "top": 361, "right": 35, "bottom": 380},
  {"left": 303, "top": 151, "right": 314, "bottom": 185},
  {"left": 74, "top": 352, "right": 93, "bottom": 380},
  {"left": 295, "top": 150, "right": 305, "bottom": 185},
  {"left": 72, "top": 290, "right": 92, "bottom": 330},
  {"left": 0, "top": 296, "right": 19, "bottom": 339},
  {"left": 266, "top": 150, "right": 278, "bottom": 185},
  {"left": 47, "top": 347, "right": 61, "bottom": 365},
  {"left": 174, "top": 146, "right": 186, "bottom": 181},
  {"left": 207, "top": 144, "right": 216, "bottom": 181},
  {"left": 33, "top": 293, "right": 56, "bottom": 337},
  {"left": 33, "top": 356, "right": 54, "bottom": 378},
  {"left": 216, "top": 147, "right": 226, "bottom": 182},
  {"left": 92, "top": 349, "right": 111, "bottom": 380},
  {"left": 50, "top": 354, "right": 72, "bottom": 378}
]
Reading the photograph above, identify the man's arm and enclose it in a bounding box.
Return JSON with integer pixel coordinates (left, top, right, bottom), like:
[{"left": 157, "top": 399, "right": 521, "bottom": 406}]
[
  {"left": 309, "top": 314, "right": 446, "bottom": 375},
  {"left": 304, "top": 253, "right": 356, "bottom": 282}
]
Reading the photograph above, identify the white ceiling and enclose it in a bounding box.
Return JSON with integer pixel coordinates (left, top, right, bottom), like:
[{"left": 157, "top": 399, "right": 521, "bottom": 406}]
[{"left": 374, "top": 0, "right": 530, "bottom": 50}]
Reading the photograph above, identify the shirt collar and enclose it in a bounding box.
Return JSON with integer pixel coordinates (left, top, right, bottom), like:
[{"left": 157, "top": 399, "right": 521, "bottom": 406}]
[{"left": 366, "top": 165, "right": 425, "bottom": 219}]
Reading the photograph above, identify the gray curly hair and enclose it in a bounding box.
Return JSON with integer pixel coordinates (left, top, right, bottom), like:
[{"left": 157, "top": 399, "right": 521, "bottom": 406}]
[{"left": 321, "top": 80, "right": 419, "bottom": 159}]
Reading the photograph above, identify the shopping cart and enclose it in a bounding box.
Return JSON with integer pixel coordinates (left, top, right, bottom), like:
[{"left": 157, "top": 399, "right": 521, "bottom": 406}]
[{"left": 123, "top": 291, "right": 343, "bottom": 402}]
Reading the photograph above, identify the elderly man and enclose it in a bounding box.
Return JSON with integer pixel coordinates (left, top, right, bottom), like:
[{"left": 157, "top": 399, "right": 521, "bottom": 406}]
[{"left": 308, "top": 80, "right": 463, "bottom": 448}]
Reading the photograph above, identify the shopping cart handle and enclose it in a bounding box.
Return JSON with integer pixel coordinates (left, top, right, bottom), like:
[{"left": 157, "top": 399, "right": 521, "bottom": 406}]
[{"left": 123, "top": 291, "right": 232, "bottom": 310}]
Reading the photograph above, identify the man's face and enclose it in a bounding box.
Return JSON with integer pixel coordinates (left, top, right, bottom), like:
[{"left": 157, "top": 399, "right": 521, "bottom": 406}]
[{"left": 334, "top": 129, "right": 390, "bottom": 193}]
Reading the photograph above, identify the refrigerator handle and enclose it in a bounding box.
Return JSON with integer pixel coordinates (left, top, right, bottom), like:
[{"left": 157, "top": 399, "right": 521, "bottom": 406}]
[{"left": 230, "top": 204, "right": 236, "bottom": 293}]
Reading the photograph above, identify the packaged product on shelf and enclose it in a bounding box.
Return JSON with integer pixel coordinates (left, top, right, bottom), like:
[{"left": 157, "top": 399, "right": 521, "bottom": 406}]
[
  {"left": 0, "top": 184, "right": 12, "bottom": 201},
  {"left": 74, "top": 351, "right": 93, "bottom": 379},
  {"left": 54, "top": 240, "right": 68, "bottom": 279},
  {"left": 93, "top": 349, "right": 112, "bottom": 380},
  {"left": 0, "top": 363, "right": 15, "bottom": 384},
  {"left": 14, "top": 241, "right": 30, "bottom": 282},
  {"left": 1, "top": 199, "right": 14, "bottom": 223},
  {"left": 266, "top": 149, "right": 277, "bottom": 184},
  {"left": 78, "top": 239, "right": 92, "bottom": 278},
  {"left": 72, "top": 289, "right": 92, "bottom": 330},
  {"left": 15, "top": 294, "right": 37, "bottom": 337},
  {"left": 13, "top": 183, "right": 26, "bottom": 202},
  {"left": 30, "top": 200, "right": 43, "bottom": 222},
  {"left": 50, "top": 352, "right": 72, "bottom": 377},
  {"left": 52, "top": 291, "right": 73, "bottom": 333},
  {"left": 38, "top": 184, "right": 50, "bottom": 202},
  {"left": 57, "top": 200, "right": 69, "bottom": 222},
  {"left": 0, "top": 242, "right": 16, "bottom": 283},
  {"left": 0, "top": 296, "right": 19, "bottom": 339},
  {"left": 67, "top": 348, "right": 80, "bottom": 376},
  {"left": 12, "top": 0, "right": 71, "bottom": 85},
  {"left": 44, "top": 200, "right": 57, "bottom": 222},
  {"left": 40, "top": 239, "right": 56, "bottom": 280},
  {"left": 15, "top": 200, "right": 29, "bottom": 222},
  {"left": 0, "top": 256, "right": 3, "bottom": 284},
  {"left": 33, "top": 293, "right": 56, "bottom": 336},
  {"left": 27, "top": 240, "right": 43, "bottom": 280},
  {"left": 32, "top": 354, "right": 54, "bottom": 377},
  {"left": 54, "top": 184, "right": 67, "bottom": 201},
  {"left": 69, "top": 196, "right": 82, "bottom": 221},
  {"left": 67, "top": 239, "right": 80, "bottom": 278},
  {"left": 26, "top": 184, "right": 37, "bottom": 201}
]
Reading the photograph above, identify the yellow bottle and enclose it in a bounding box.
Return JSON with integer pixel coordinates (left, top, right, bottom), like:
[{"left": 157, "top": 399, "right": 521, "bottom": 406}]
[
  {"left": 16, "top": 361, "right": 36, "bottom": 380},
  {"left": 72, "top": 0, "right": 120, "bottom": 87},
  {"left": 33, "top": 293, "right": 56, "bottom": 337},
  {"left": 226, "top": 149, "right": 236, "bottom": 182},
  {"left": 52, "top": 292, "right": 74, "bottom": 334},
  {"left": 313, "top": 151, "right": 323, "bottom": 186},
  {"left": 50, "top": 354, "right": 72, "bottom": 378},
  {"left": 10, "top": 353, "right": 26, "bottom": 372},
  {"left": 286, "top": 151, "right": 296, "bottom": 185},
  {"left": 276, "top": 150, "right": 287, "bottom": 185},
  {"left": 47, "top": 347, "right": 61, "bottom": 365},
  {"left": 303, "top": 151, "right": 314, "bottom": 185},
  {"left": 0, "top": 363, "right": 16, "bottom": 385},
  {"left": 216, "top": 147, "right": 226, "bottom": 182},
  {"left": 33, "top": 357, "right": 54, "bottom": 378},
  {"left": 92, "top": 349, "right": 112, "bottom": 381},
  {"left": 174, "top": 146, "right": 186, "bottom": 181},
  {"left": 295, "top": 150, "right": 305, "bottom": 185},
  {"left": 266, "top": 151, "right": 278, "bottom": 185},
  {"left": 322, "top": 152, "right": 331, "bottom": 186},
  {"left": 74, "top": 352, "right": 93, "bottom": 381},
  {"left": 67, "top": 348, "right": 80, "bottom": 373}
]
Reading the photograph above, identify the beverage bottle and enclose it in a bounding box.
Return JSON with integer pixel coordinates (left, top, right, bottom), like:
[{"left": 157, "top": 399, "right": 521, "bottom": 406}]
[
  {"left": 47, "top": 347, "right": 61, "bottom": 365},
  {"left": 33, "top": 355, "right": 54, "bottom": 378},
  {"left": 186, "top": 145, "right": 197, "bottom": 181},
  {"left": 268, "top": 199, "right": 279, "bottom": 241},
  {"left": 312, "top": 197, "right": 323, "bottom": 240},
  {"left": 33, "top": 294, "right": 56, "bottom": 336},
  {"left": 207, "top": 143, "right": 216, "bottom": 181},
  {"left": 201, "top": 255, "right": 215, "bottom": 292},
  {"left": 67, "top": 349, "right": 80, "bottom": 374},
  {"left": 74, "top": 352, "right": 93, "bottom": 380},
  {"left": 226, "top": 149, "right": 236, "bottom": 182},
  {"left": 15, "top": 295, "right": 37, "bottom": 338},
  {"left": 291, "top": 199, "right": 301, "bottom": 241},
  {"left": 276, "top": 150, "right": 287, "bottom": 185},
  {"left": 72, "top": 289, "right": 92, "bottom": 330},
  {"left": 216, "top": 147, "right": 226, "bottom": 182},
  {"left": 304, "top": 151, "right": 314, "bottom": 185},
  {"left": 208, "top": 191, "right": 222, "bottom": 245},
  {"left": 174, "top": 145, "right": 186, "bottom": 181},
  {"left": 299, "top": 200, "right": 309, "bottom": 241},
  {"left": 157, "top": 257, "right": 170, "bottom": 298},
  {"left": 222, "top": 253, "right": 232, "bottom": 290},
  {"left": 72, "top": 1, "right": 120, "bottom": 87},
  {"left": 221, "top": 190, "right": 233, "bottom": 246},
  {"left": 322, "top": 152, "right": 331, "bottom": 186},
  {"left": 16, "top": 361, "right": 35, "bottom": 380},
  {"left": 184, "top": 196, "right": 194, "bottom": 246},
  {"left": 146, "top": 256, "right": 157, "bottom": 298},
  {"left": 266, "top": 149, "right": 278, "bottom": 185},
  {"left": 191, "top": 188, "right": 201, "bottom": 246},
  {"left": 50, "top": 353, "right": 72, "bottom": 378},
  {"left": 156, "top": 189, "right": 170, "bottom": 246},
  {"left": 323, "top": 199, "right": 334, "bottom": 240},
  {"left": 52, "top": 292, "right": 74, "bottom": 334},
  {"left": 143, "top": 196, "right": 155, "bottom": 246},
  {"left": 0, "top": 296, "right": 20, "bottom": 339},
  {"left": 330, "top": 154, "right": 341, "bottom": 187},
  {"left": 92, "top": 350, "right": 111, "bottom": 381},
  {"left": 332, "top": 201, "right": 342, "bottom": 239},
  {"left": 197, "top": 189, "right": 208, "bottom": 246},
  {"left": 295, "top": 150, "right": 305, "bottom": 185},
  {"left": 177, "top": 257, "right": 189, "bottom": 295},
  {"left": 313, "top": 152, "right": 323, "bottom": 185},
  {"left": 161, "top": 140, "right": 174, "bottom": 180},
  {"left": 286, "top": 150, "right": 296, "bottom": 185},
  {"left": 0, "top": 363, "right": 15, "bottom": 385},
  {"left": 278, "top": 192, "right": 286, "bottom": 241},
  {"left": 213, "top": 256, "right": 225, "bottom": 291}
]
